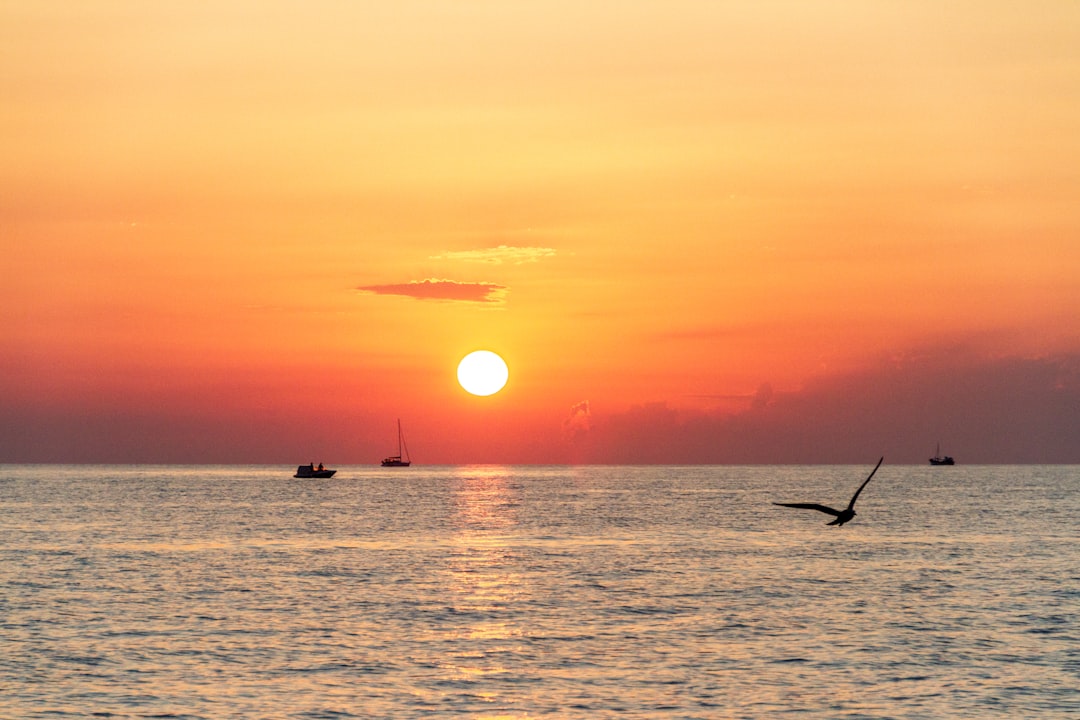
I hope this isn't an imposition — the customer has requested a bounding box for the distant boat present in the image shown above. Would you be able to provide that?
[929,443,955,466]
[295,463,336,478]
[381,419,411,467]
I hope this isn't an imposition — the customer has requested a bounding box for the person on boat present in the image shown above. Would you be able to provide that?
[317,463,324,472]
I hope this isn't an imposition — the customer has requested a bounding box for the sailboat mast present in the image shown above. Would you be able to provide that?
[398,418,410,462]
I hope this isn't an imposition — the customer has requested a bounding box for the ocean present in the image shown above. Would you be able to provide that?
[1,464,1077,719]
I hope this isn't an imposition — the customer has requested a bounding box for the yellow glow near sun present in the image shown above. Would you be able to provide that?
[457,351,509,396]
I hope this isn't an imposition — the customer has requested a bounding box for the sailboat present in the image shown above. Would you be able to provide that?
[381,419,411,467]
[929,442,955,466]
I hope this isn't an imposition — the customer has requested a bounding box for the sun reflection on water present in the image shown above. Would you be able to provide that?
[439,467,531,707]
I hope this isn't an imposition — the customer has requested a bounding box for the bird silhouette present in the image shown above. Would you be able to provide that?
[772,457,884,527]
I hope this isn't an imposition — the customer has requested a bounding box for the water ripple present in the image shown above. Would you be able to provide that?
[0,464,1077,718]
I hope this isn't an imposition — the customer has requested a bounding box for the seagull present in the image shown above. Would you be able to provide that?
[772,457,884,527]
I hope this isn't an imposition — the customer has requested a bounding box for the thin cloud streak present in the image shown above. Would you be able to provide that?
[357,278,507,303]
[430,245,557,265]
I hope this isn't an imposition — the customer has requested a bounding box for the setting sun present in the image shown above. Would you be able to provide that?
[458,351,509,397]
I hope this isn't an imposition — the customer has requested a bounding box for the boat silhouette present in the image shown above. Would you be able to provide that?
[381,419,411,467]
[929,443,955,465]
[294,463,336,479]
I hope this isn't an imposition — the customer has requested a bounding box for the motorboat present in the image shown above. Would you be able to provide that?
[295,463,336,478]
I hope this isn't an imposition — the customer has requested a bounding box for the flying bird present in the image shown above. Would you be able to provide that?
[773,457,884,527]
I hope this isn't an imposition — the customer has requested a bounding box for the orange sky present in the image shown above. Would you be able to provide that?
[3,2,1079,463]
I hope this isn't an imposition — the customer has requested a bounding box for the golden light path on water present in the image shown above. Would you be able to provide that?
[443,467,525,710]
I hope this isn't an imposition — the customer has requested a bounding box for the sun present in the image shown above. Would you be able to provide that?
[457,350,509,396]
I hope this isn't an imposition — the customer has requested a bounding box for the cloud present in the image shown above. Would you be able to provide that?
[692,382,775,410]
[572,352,1080,464]
[357,278,507,303]
[563,400,592,442]
[751,382,774,410]
[430,245,556,265]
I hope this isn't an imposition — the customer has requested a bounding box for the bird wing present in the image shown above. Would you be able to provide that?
[846,456,884,510]
[772,502,842,517]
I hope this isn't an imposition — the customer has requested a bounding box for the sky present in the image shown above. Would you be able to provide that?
[3,1,1079,464]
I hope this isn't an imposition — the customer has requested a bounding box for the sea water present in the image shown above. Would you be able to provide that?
[1,464,1077,719]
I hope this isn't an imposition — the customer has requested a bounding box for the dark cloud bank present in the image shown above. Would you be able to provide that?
[3,352,1077,464]
[571,352,1080,464]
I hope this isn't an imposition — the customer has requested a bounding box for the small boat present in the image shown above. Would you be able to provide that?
[295,463,336,478]
[929,443,955,466]
[381,419,411,467]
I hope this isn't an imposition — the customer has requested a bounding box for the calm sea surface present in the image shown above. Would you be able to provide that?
[1,464,1077,719]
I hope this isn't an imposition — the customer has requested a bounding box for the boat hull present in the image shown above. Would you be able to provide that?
[929,457,955,466]
[294,465,337,478]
